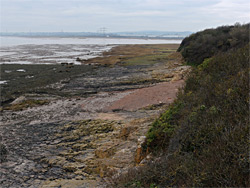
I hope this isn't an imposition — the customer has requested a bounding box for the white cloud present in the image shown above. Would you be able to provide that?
[1,0,249,32]
[198,0,250,25]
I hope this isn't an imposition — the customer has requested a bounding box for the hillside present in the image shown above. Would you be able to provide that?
[178,23,249,66]
[113,24,249,187]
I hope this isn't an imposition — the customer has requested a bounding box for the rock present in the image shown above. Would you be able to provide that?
[63,162,85,172]
[95,145,115,158]
[75,175,84,180]
[139,153,153,165]
[135,136,146,164]
[63,164,78,172]
[40,179,100,188]
[135,146,143,164]
[98,166,105,178]
[23,176,30,181]
[42,156,67,167]
[11,96,26,105]
[164,73,174,78]
[72,143,88,151]
[138,136,146,145]
[0,46,188,187]
[0,143,8,162]
[74,169,89,177]
[172,73,183,81]
[119,126,136,140]
[38,175,46,180]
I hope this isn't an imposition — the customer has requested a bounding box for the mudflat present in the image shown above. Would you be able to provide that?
[0,44,190,187]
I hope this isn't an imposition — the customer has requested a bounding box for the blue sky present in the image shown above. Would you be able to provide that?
[0,0,249,32]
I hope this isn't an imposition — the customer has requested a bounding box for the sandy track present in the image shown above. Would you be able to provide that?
[105,80,184,111]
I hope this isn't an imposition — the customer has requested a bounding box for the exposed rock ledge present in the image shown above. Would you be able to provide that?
[0,51,190,188]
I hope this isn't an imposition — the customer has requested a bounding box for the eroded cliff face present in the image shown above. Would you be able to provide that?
[0,45,190,187]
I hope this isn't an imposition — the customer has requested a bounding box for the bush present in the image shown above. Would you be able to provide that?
[178,23,249,66]
[112,43,249,187]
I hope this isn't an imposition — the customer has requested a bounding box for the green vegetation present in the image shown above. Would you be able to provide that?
[178,23,249,66]
[84,44,179,66]
[113,24,249,187]
[122,48,176,66]
[146,101,183,150]
[123,53,170,66]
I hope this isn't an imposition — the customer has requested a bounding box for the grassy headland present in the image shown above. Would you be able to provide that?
[113,23,249,187]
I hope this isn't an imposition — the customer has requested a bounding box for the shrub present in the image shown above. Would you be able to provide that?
[178,23,249,66]
[112,43,249,187]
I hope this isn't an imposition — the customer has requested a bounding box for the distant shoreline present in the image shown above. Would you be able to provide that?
[0,34,185,40]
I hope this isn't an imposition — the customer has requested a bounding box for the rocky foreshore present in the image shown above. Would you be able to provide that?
[0,44,190,187]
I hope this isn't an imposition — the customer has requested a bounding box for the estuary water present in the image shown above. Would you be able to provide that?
[0,36,181,65]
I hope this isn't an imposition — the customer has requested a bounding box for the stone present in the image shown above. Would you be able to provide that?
[63,162,85,172]
[164,73,174,78]
[172,73,183,81]
[0,143,8,162]
[119,126,135,140]
[72,143,88,150]
[135,136,147,164]
[95,145,116,159]
[10,96,26,105]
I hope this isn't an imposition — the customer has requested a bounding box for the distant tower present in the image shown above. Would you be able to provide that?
[99,27,107,36]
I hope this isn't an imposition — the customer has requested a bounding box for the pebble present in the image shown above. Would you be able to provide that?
[38,175,46,180]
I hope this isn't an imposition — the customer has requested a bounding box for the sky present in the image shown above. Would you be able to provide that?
[0,0,249,32]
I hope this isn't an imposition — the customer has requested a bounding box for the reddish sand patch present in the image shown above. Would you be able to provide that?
[105,80,184,111]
